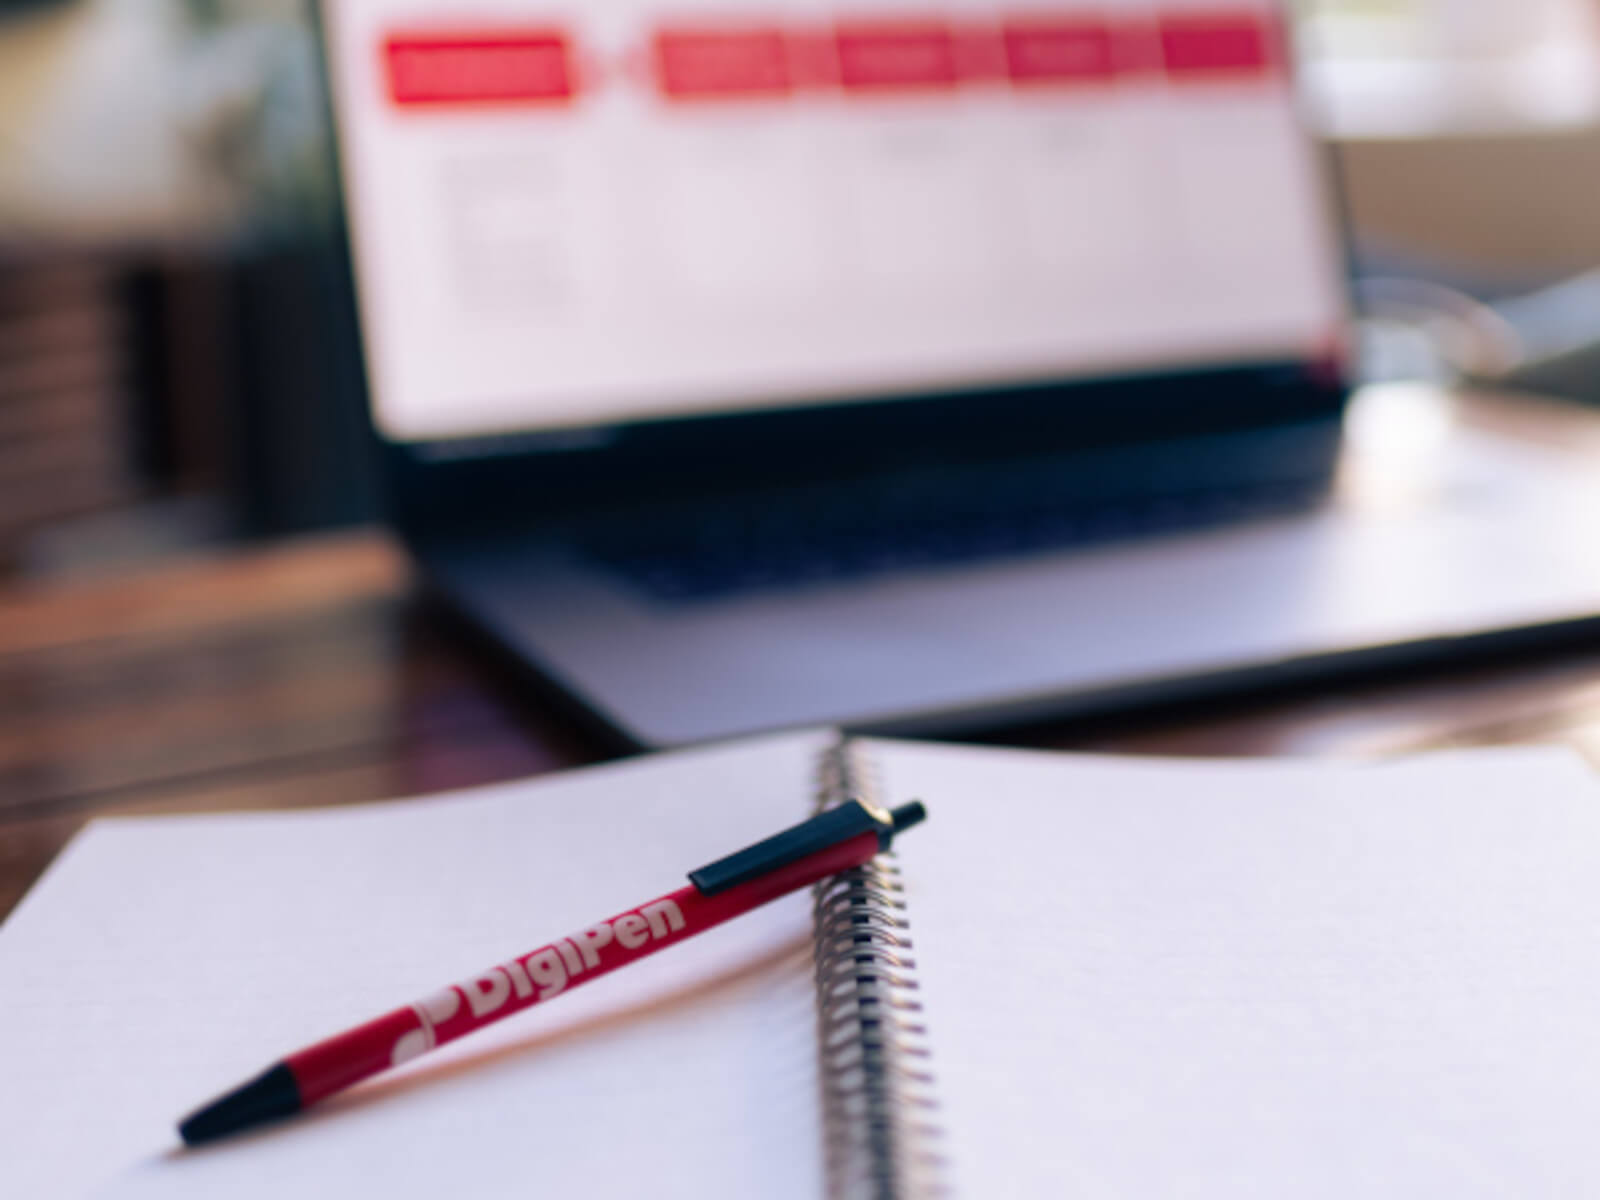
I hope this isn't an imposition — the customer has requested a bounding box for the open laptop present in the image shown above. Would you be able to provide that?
[320,0,1600,749]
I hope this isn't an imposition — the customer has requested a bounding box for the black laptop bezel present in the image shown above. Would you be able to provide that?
[312,2,1351,549]
[381,361,1345,542]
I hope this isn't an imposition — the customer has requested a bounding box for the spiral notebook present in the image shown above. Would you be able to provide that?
[7,730,1600,1198]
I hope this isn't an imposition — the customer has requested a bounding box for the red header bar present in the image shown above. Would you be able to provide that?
[381,10,1284,110]
[1158,11,1280,78]
[385,32,575,106]
[654,29,792,100]
[834,23,959,91]
[1002,19,1118,85]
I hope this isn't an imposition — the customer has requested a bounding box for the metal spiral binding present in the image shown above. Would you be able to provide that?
[812,739,945,1200]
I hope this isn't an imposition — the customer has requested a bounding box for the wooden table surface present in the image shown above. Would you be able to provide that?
[6,388,1600,923]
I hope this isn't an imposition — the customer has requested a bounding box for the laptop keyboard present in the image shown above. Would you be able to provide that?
[584,476,1324,604]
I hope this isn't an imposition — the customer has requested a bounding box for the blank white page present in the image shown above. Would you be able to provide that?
[866,739,1600,1199]
[0,729,834,1200]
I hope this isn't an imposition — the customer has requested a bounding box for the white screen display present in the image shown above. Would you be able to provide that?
[324,0,1345,442]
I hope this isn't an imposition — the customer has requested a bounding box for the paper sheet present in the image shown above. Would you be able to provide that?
[867,740,1600,1198]
[0,730,834,1199]
[9,729,1600,1199]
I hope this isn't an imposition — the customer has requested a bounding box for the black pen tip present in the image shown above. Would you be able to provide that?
[889,801,927,837]
[178,1063,301,1146]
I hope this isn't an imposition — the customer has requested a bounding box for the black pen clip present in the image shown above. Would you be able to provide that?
[688,799,927,896]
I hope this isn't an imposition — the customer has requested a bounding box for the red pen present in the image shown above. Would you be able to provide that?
[178,797,926,1144]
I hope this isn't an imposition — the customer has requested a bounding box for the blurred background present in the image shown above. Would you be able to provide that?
[3,0,1600,581]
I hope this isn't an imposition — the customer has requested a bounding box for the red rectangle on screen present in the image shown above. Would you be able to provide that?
[1002,19,1117,84]
[385,32,574,106]
[835,23,959,91]
[1158,11,1277,78]
[654,29,792,100]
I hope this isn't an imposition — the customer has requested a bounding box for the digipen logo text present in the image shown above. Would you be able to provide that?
[390,897,686,1064]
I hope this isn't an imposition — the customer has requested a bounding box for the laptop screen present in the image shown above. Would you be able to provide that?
[324,0,1344,445]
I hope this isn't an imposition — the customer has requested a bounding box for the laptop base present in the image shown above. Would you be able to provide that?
[425,393,1600,750]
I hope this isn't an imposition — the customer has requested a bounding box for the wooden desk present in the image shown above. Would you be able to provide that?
[7,389,1600,923]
